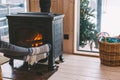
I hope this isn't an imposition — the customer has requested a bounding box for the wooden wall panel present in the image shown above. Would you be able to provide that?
[62,0,74,53]
[29,0,75,53]
[51,0,64,14]
[29,0,40,12]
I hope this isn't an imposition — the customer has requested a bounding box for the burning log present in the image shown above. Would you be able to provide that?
[17,39,44,47]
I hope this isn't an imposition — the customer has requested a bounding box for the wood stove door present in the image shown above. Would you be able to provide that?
[9,27,46,48]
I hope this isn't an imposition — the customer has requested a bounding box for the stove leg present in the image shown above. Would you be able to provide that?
[48,53,56,70]
[48,63,56,71]
[59,54,64,62]
[9,58,14,66]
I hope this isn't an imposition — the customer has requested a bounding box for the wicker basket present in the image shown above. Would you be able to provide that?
[99,38,120,66]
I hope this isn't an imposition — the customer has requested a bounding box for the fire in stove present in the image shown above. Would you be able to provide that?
[32,33,43,47]
[17,32,43,47]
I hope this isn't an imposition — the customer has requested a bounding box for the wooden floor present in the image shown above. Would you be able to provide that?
[1,53,120,80]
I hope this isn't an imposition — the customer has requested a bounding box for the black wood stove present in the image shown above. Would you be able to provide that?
[7,12,64,70]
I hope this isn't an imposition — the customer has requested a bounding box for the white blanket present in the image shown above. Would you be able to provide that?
[26,44,50,65]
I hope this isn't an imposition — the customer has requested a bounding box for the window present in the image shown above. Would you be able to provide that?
[0,0,28,42]
[75,0,120,56]
[78,0,99,53]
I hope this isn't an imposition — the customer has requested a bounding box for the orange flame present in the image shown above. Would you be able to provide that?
[32,33,43,47]
[34,33,42,40]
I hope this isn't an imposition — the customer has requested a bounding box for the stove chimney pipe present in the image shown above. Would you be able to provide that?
[39,0,51,13]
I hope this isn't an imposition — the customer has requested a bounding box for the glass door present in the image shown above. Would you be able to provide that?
[101,0,120,36]
[78,0,120,54]
[78,0,99,53]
